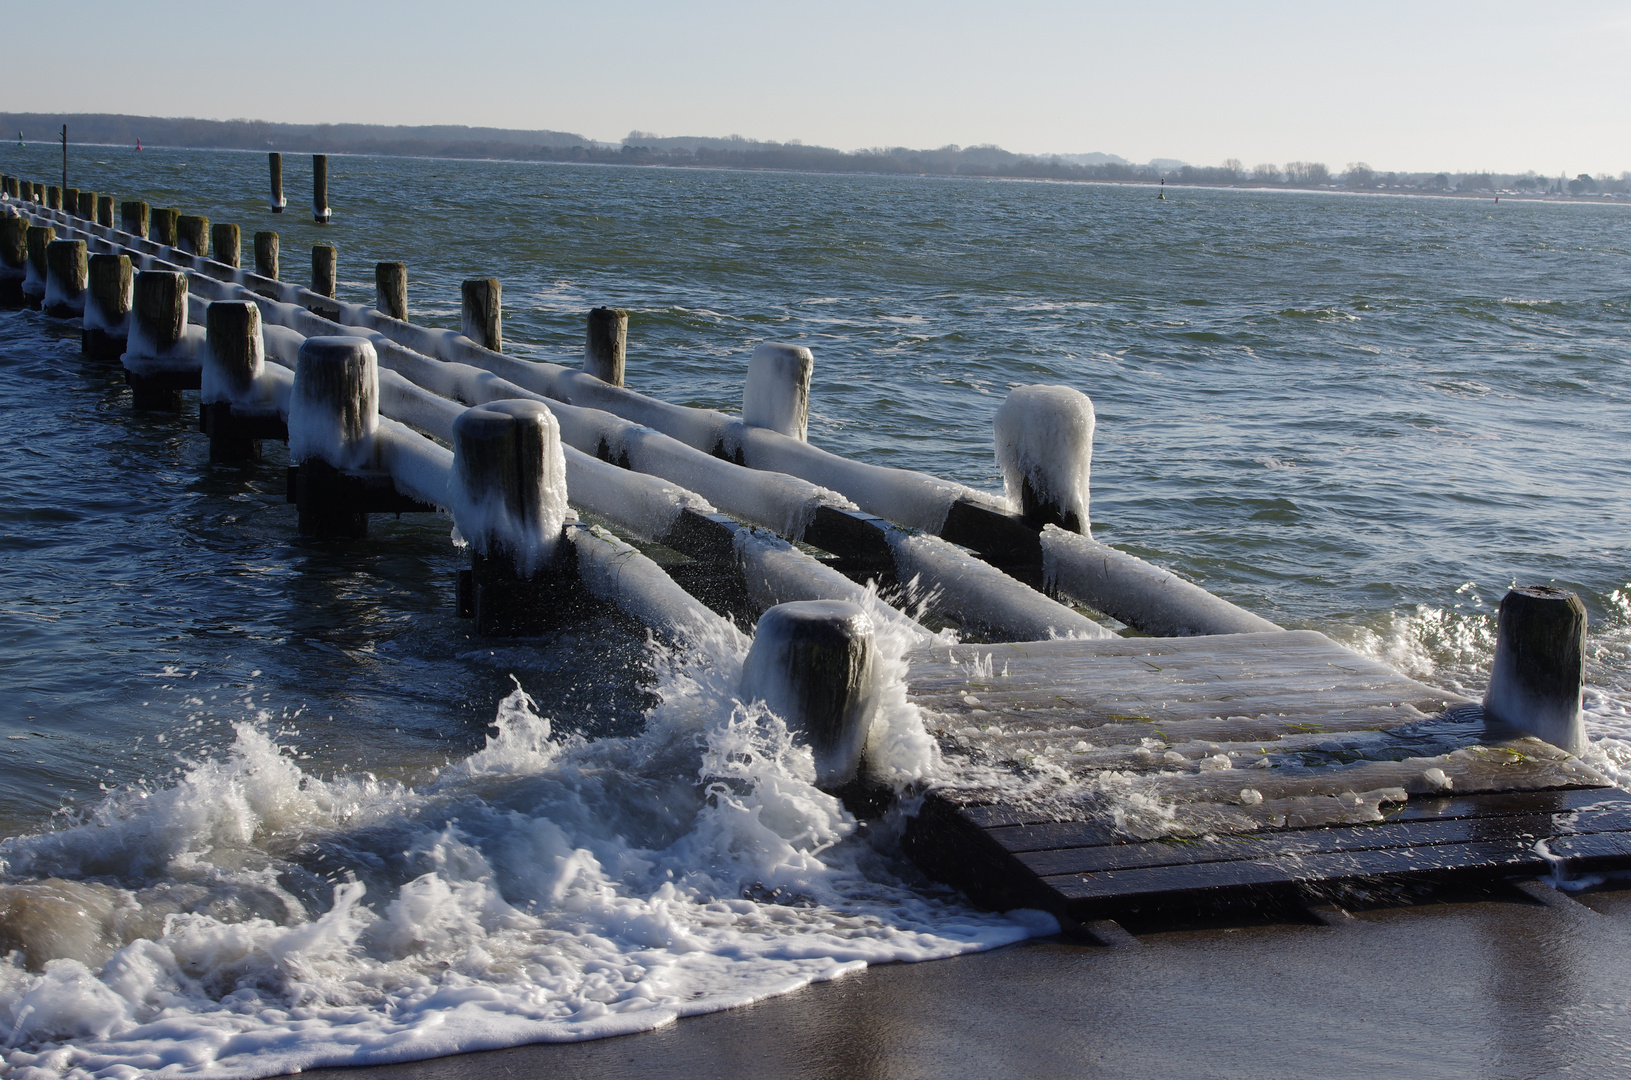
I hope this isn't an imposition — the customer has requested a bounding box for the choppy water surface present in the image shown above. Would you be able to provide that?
[0,146,1628,1077]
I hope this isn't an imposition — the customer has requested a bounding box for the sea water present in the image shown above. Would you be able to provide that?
[0,146,1628,1077]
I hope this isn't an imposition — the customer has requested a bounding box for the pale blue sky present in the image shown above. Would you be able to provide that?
[15,0,1629,174]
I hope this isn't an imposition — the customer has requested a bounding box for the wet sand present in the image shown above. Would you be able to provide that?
[303,884,1631,1080]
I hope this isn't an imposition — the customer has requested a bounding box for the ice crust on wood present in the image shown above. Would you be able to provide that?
[891,532,1112,641]
[734,529,930,639]
[288,337,379,470]
[574,525,741,644]
[995,384,1094,529]
[451,400,570,577]
[742,342,813,440]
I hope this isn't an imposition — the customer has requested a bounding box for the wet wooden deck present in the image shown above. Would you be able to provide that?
[902,631,1626,931]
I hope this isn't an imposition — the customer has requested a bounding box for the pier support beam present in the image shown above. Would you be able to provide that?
[375,261,407,320]
[212,223,240,269]
[176,214,210,258]
[64,188,79,217]
[742,342,813,440]
[43,239,87,318]
[254,231,279,280]
[311,244,336,298]
[22,225,53,309]
[994,384,1094,533]
[1483,585,1587,754]
[46,186,61,210]
[268,152,286,213]
[0,215,26,305]
[96,194,113,228]
[289,337,381,537]
[75,191,95,220]
[150,207,179,248]
[201,301,282,461]
[120,201,149,238]
[740,600,878,790]
[312,154,331,224]
[84,253,132,358]
[127,270,190,410]
[461,278,502,352]
[584,306,627,386]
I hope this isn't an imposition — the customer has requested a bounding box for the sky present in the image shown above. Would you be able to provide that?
[12,0,1630,176]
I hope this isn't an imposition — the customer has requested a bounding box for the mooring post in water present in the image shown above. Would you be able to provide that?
[254,231,279,280]
[42,238,87,318]
[46,185,61,211]
[0,215,27,305]
[584,306,628,386]
[95,194,113,228]
[993,384,1095,534]
[268,151,286,213]
[741,342,814,440]
[461,278,502,352]
[84,252,132,358]
[211,223,240,269]
[22,224,53,309]
[126,270,190,410]
[150,207,179,248]
[75,190,95,221]
[120,200,148,238]
[201,301,284,461]
[288,336,380,537]
[740,599,878,790]
[176,214,210,259]
[64,187,79,217]
[375,261,407,320]
[312,154,330,224]
[1483,585,1587,753]
[312,244,336,298]
[451,399,575,635]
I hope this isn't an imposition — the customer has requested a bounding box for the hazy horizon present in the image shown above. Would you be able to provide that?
[9,0,1630,177]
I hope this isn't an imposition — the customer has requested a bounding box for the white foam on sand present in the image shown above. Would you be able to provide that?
[0,626,1042,1079]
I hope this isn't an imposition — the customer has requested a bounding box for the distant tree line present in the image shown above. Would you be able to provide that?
[4,112,1625,198]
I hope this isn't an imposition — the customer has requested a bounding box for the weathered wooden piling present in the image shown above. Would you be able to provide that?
[994,384,1094,533]
[75,191,95,220]
[1484,585,1587,753]
[121,200,149,238]
[0,216,26,305]
[1,176,17,198]
[127,270,189,409]
[375,262,407,320]
[150,207,179,247]
[288,337,382,536]
[212,223,241,269]
[742,342,813,440]
[32,182,45,203]
[740,600,878,789]
[254,231,279,279]
[200,301,282,460]
[268,152,286,213]
[95,194,114,228]
[176,214,210,258]
[83,253,132,358]
[312,154,331,224]
[584,306,628,386]
[451,400,574,634]
[43,239,87,317]
[312,245,337,298]
[46,186,62,210]
[461,278,502,352]
[22,225,54,308]
[64,187,80,217]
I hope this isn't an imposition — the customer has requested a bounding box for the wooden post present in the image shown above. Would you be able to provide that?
[584,306,628,386]
[46,186,61,210]
[43,239,87,317]
[22,224,53,309]
[740,599,878,789]
[994,384,1095,534]
[311,244,336,298]
[375,261,407,320]
[1483,586,1587,753]
[268,152,286,213]
[312,154,331,224]
[254,231,279,279]
[202,301,265,460]
[64,187,80,217]
[212,223,241,268]
[0,215,26,305]
[150,207,179,247]
[128,270,189,409]
[461,278,501,352]
[120,200,149,238]
[289,336,379,536]
[84,253,132,358]
[741,342,813,440]
[95,194,113,228]
[75,190,95,220]
[0,176,16,198]
[176,214,210,258]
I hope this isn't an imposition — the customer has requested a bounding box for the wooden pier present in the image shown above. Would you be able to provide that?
[4,165,1627,938]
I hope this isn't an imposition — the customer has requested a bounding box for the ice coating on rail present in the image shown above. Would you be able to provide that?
[995,384,1094,529]
[451,400,570,576]
[890,532,1113,641]
[742,342,813,440]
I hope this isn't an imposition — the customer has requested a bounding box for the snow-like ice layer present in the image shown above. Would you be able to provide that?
[1040,525,1283,637]
[995,384,1094,528]
[81,269,131,336]
[288,337,379,470]
[573,525,738,645]
[563,448,712,542]
[376,418,454,510]
[891,532,1113,641]
[734,529,931,640]
[42,252,86,316]
[199,307,266,407]
[451,401,569,576]
[741,342,812,440]
[120,324,207,376]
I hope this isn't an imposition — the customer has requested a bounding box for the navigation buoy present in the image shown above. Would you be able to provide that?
[1158,177,1166,200]
[136,139,142,151]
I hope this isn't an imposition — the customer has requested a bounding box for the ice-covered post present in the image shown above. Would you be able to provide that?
[994,384,1095,534]
[75,190,95,220]
[461,278,501,351]
[201,301,266,460]
[289,337,379,537]
[22,224,53,309]
[120,200,148,238]
[176,214,210,258]
[95,194,113,228]
[584,306,627,386]
[312,244,336,298]
[150,207,179,247]
[452,399,573,635]
[1483,585,1587,754]
[268,152,286,213]
[0,215,26,305]
[42,239,87,318]
[84,253,132,358]
[254,231,278,280]
[740,600,878,790]
[741,342,814,440]
[375,261,407,320]
[127,270,189,410]
[212,223,240,268]
[312,154,331,224]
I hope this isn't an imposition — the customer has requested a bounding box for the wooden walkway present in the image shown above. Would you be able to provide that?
[903,631,1624,930]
